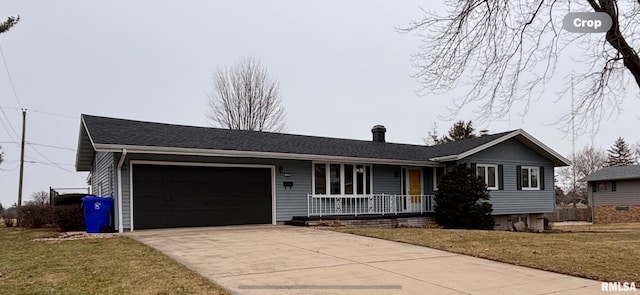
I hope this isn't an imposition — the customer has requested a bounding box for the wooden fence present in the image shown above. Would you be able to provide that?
[544,207,592,222]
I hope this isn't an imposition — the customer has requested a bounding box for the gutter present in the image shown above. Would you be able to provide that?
[93,144,440,167]
[116,149,127,233]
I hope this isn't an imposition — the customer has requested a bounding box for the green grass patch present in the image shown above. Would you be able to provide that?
[338,223,640,282]
[0,226,229,295]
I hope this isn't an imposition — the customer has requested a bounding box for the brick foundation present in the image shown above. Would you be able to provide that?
[593,205,640,224]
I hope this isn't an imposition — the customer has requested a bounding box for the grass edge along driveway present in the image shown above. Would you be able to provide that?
[0,226,229,295]
[337,223,640,283]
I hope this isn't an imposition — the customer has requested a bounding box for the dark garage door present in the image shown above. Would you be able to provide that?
[133,164,272,229]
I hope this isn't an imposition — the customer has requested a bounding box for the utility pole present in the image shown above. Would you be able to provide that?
[571,78,577,207]
[17,109,26,211]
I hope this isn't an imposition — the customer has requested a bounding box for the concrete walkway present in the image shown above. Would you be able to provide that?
[129,226,602,295]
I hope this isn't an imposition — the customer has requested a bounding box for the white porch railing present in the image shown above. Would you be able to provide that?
[307,194,435,217]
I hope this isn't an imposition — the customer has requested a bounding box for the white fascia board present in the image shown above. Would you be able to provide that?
[93,144,439,167]
[81,115,97,149]
[428,155,458,162]
[75,116,97,171]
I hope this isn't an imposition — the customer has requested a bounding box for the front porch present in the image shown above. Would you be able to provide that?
[306,194,435,217]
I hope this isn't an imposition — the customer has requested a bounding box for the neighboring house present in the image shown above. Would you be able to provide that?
[75,115,570,232]
[580,165,640,223]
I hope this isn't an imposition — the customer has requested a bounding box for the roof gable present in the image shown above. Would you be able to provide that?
[430,129,571,166]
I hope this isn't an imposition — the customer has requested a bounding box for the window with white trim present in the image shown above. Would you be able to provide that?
[476,164,498,190]
[314,164,326,194]
[329,164,341,194]
[313,163,372,195]
[521,166,540,190]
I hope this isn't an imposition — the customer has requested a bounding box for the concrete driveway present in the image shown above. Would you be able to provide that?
[129,226,602,295]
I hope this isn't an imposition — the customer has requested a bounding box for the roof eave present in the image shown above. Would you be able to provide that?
[580,176,640,182]
[75,115,96,171]
[93,143,440,167]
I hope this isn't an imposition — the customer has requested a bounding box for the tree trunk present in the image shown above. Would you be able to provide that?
[599,1,640,88]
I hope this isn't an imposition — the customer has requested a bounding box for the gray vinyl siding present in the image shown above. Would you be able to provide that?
[372,165,401,194]
[90,151,121,229]
[91,152,115,197]
[589,180,640,206]
[118,155,130,229]
[117,154,313,226]
[460,138,556,215]
[274,160,312,220]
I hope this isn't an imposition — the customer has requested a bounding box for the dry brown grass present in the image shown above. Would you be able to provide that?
[0,226,229,294]
[338,223,640,282]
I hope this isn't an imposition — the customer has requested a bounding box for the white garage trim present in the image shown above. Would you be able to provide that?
[116,149,127,234]
[128,160,277,231]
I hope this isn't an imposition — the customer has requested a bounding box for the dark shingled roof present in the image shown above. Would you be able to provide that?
[579,165,640,182]
[80,114,512,164]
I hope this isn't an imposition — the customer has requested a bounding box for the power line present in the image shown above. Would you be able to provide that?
[30,162,84,178]
[28,161,74,166]
[26,142,75,151]
[0,165,19,171]
[28,109,78,120]
[31,161,76,167]
[0,44,22,109]
[0,106,19,140]
[28,144,80,177]
[0,105,78,120]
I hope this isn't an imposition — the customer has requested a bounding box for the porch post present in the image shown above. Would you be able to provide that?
[307,193,310,217]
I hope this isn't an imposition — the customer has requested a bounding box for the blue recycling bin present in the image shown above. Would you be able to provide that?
[82,195,113,233]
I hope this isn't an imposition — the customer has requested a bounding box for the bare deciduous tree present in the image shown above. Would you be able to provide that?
[0,15,20,34]
[559,145,607,205]
[30,191,49,205]
[207,57,286,132]
[402,1,640,134]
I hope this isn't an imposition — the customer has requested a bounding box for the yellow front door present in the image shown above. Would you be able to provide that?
[408,169,421,203]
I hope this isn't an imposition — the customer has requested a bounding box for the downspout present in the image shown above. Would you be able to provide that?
[116,149,127,233]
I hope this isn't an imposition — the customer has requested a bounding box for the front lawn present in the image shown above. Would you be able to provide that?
[338,223,640,283]
[0,226,229,295]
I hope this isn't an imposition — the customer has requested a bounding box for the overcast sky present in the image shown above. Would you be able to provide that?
[1,1,639,207]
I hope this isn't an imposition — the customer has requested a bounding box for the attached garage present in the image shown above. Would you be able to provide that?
[131,163,274,229]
